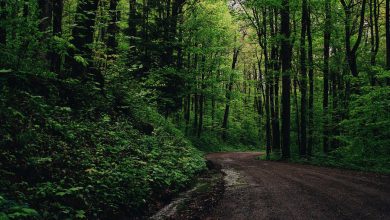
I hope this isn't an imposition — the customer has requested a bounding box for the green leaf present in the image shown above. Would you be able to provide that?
[0,69,12,73]
[75,210,86,219]
[74,56,88,67]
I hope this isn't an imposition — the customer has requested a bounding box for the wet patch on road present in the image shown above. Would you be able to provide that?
[222,168,247,187]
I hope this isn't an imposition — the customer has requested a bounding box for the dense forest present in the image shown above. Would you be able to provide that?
[0,0,389,218]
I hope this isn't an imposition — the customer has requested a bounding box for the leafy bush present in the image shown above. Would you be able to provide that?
[336,86,390,172]
[0,70,205,219]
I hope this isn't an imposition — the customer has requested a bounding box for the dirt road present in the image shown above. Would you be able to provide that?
[205,152,390,220]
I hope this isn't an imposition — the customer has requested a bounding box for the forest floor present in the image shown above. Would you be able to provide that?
[205,152,390,220]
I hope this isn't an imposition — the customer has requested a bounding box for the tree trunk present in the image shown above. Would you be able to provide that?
[369,0,379,67]
[0,1,6,45]
[211,96,216,125]
[299,0,308,157]
[222,77,232,141]
[197,56,206,138]
[307,6,314,157]
[50,0,63,74]
[373,0,379,80]
[184,52,191,134]
[265,72,272,160]
[106,0,119,56]
[222,47,239,141]
[141,0,150,73]
[261,7,272,159]
[193,52,199,130]
[280,0,292,159]
[66,0,99,79]
[323,0,331,153]
[38,0,52,66]
[331,74,338,146]
[294,74,301,150]
[197,92,204,138]
[386,0,390,71]
[270,8,280,153]
[38,0,52,32]
[128,0,137,60]
[341,0,367,77]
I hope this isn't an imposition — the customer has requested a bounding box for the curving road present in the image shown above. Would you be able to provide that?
[205,152,390,220]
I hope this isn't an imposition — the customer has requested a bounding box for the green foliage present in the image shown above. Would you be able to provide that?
[0,195,39,220]
[0,66,205,219]
[335,86,390,172]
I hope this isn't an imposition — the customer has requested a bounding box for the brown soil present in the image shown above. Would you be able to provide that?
[205,152,390,220]
[150,169,224,220]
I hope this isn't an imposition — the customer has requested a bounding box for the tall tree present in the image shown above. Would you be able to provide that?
[307,3,314,157]
[280,0,292,159]
[323,0,331,153]
[270,8,281,153]
[299,0,308,157]
[222,46,240,140]
[387,0,390,71]
[265,66,272,160]
[197,55,206,138]
[193,50,199,129]
[262,7,272,159]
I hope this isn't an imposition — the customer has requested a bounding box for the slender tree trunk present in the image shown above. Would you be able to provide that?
[369,0,379,66]
[331,72,338,145]
[0,1,6,45]
[38,0,52,32]
[299,0,308,157]
[323,0,331,153]
[211,96,216,125]
[50,0,63,74]
[261,7,272,159]
[106,0,119,56]
[23,0,29,17]
[184,52,191,134]
[193,94,198,130]
[161,0,172,66]
[265,72,272,160]
[368,0,379,85]
[307,6,314,157]
[184,94,191,132]
[270,8,280,153]
[193,52,199,130]
[294,74,301,150]
[280,0,292,159]
[141,0,150,73]
[197,92,204,138]
[222,75,232,141]
[386,0,390,71]
[222,47,240,141]
[257,59,266,146]
[176,6,184,69]
[38,0,52,66]
[273,11,280,129]
[197,56,206,138]
[128,0,137,60]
